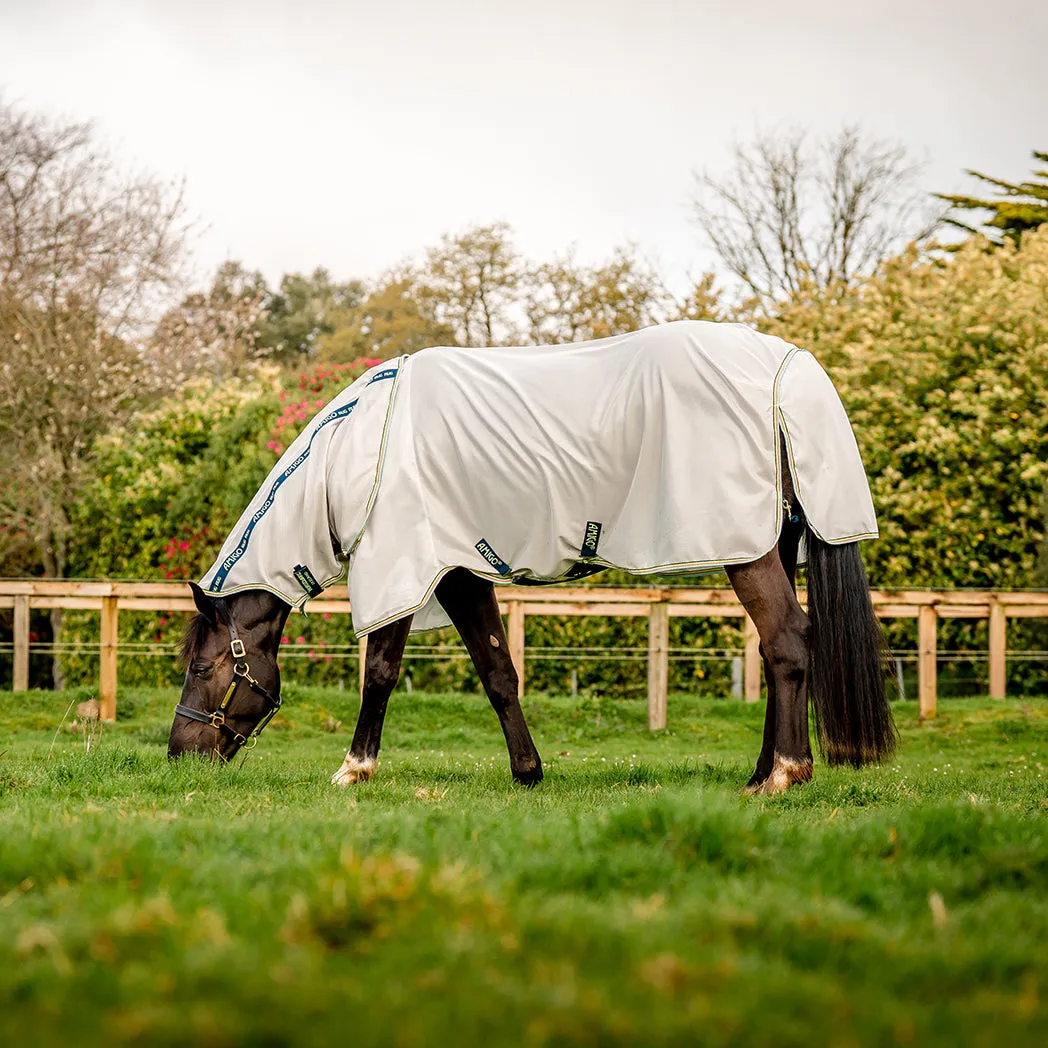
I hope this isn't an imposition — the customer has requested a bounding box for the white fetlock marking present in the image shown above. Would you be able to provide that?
[747,754,812,796]
[330,753,377,787]
[767,754,804,791]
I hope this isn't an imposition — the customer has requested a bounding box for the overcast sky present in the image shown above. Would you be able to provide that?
[2,0,1045,295]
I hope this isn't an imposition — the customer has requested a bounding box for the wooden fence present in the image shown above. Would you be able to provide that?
[2,580,1047,727]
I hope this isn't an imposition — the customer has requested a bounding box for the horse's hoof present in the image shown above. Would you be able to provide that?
[331,755,376,787]
[512,760,544,788]
[742,755,812,796]
[745,766,773,790]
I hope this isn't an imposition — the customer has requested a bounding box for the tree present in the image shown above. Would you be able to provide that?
[936,150,1048,246]
[316,276,453,361]
[524,247,671,344]
[692,125,937,311]
[0,99,188,332]
[416,223,522,346]
[0,296,176,684]
[670,272,729,323]
[151,261,270,378]
[260,268,366,362]
[0,99,189,683]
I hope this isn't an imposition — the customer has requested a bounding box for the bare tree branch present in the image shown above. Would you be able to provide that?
[692,125,940,311]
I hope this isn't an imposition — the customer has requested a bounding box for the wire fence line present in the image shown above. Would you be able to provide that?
[3,579,1048,723]
[3,640,1047,662]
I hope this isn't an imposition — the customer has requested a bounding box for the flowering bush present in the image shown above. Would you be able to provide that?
[761,229,1048,591]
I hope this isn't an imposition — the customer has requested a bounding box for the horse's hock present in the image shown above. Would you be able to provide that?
[3,580,1047,722]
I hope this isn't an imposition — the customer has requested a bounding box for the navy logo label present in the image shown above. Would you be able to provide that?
[293,564,324,598]
[475,539,511,576]
[366,366,398,385]
[580,521,603,558]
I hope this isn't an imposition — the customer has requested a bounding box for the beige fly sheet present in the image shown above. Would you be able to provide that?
[200,321,877,633]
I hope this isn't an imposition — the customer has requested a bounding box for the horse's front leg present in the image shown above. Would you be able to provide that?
[747,644,778,788]
[331,616,412,786]
[436,568,543,786]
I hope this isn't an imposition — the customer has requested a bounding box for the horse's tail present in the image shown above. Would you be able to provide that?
[805,526,897,766]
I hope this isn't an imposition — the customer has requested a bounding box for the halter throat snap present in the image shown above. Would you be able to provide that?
[173,605,281,750]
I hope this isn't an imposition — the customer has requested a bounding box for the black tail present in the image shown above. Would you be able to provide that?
[806,526,897,766]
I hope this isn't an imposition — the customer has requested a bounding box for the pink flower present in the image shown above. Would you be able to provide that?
[296,636,305,644]
[280,636,289,644]
[179,541,190,551]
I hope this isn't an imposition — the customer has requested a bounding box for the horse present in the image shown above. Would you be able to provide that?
[167,321,895,794]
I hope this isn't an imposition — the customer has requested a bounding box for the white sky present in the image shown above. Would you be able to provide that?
[2,0,1045,295]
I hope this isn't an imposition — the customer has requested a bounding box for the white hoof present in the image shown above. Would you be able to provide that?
[331,754,377,787]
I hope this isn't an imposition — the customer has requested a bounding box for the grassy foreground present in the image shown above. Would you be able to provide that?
[1,686,1047,1047]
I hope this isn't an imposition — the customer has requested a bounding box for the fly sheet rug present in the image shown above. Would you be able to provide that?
[200,320,877,634]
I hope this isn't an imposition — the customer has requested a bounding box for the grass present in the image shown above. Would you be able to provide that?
[1,686,1047,1047]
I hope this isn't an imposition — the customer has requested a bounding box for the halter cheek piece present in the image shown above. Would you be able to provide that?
[173,609,281,750]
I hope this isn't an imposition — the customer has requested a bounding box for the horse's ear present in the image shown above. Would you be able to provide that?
[189,582,218,626]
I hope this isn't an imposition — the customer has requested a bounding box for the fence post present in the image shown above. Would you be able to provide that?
[507,600,525,699]
[918,604,937,719]
[13,594,29,692]
[743,613,761,703]
[647,601,669,730]
[988,598,1006,700]
[99,595,119,722]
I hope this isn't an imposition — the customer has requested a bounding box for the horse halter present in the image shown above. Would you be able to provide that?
[173,608,281,750]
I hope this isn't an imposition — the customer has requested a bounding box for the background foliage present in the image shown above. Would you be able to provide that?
[1,99,1046,695]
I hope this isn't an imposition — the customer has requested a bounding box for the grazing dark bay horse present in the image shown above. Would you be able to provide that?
[168,321,895,794]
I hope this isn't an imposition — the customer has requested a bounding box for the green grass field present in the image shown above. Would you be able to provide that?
[2,686,1047,1047]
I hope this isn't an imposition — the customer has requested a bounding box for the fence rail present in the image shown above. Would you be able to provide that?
[3,579,1047,727]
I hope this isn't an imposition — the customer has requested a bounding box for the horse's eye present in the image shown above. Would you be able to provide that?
[191,662,213,679]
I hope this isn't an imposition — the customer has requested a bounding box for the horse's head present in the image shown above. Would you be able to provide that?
[167,584,291,761]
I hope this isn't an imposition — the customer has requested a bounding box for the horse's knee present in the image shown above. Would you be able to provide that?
[364,657,400,695]
[481,663,519,710]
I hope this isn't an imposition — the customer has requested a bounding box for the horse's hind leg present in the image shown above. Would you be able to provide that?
[437,568,543,786]
[727,546,811,795]
[331,615,412,787]
[748,496,804,788]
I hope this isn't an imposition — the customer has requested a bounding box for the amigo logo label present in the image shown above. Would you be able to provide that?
[580,520,603,558]
[293,563,324,598]
[475,538,510,576]
[367,367,398,385]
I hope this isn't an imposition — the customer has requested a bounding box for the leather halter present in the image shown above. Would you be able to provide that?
[173,605,281,750]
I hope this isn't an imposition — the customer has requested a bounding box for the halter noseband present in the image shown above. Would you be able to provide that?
[173,607,282,750]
